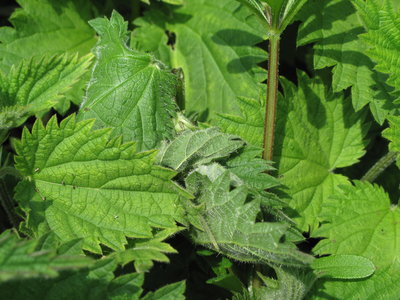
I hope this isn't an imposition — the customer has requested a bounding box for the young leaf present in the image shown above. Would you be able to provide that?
[297,0,398,124]
[0,53,92,129]
[311,181,400,299]
[141,281,186,300]
[0,258,144,300]
[0,0,96,72]
[14,115,188,254]
[185,171,313,267]
[157,127,244,172]
[216,72,368,232]
[79,11,177,151]
[311,255,375,279]
[382,115,400,166]
[353,0,400,93]
[132,0,267,120]
[0,231,91,282]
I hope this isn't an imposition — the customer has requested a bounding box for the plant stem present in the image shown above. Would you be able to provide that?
[263,34,280,161]
[361,151,399,182]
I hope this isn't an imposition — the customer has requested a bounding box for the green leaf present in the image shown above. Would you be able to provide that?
[185,171,313,266]
[353,0,400,93]
[0,258,144,300]
[311,255,375,279]
[309,181,400,299]
[141,281,186,300]
[382,116,400,166]
[0,53,92,129]
[297,0,399,124]
[132,0,267,120]
[0,0,96,73]
[79,11,176,151]
[111,228,181,273]
[0,231,91,282]
[157,128,244,172]
[14,115,188,253]
[216,72,368,232]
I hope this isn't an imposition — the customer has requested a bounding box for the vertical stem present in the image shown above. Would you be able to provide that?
[263,35,280,161]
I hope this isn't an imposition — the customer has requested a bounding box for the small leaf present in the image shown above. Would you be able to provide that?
[312,255,375,279]
[157,128,244,172]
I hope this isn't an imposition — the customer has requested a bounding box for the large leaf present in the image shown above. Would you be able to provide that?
[79,11,177,151]
[185,171,313,266]
[14,115,188,254]
[0,231,90,282]
[132,0,267,120]
[157,127,244,172]
[297,0,398,124]
[216,72,368,232]
[309,182,400,299]
[0,0,96,72]
[353,0,400,93]
[0,53,92,129]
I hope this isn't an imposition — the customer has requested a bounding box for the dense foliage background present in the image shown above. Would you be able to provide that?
[1,0,400,299]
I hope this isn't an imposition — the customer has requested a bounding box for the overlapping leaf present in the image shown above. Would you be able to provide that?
[216,72,368,231]
[0,258,144,300]
[79,11,177,151]
[310,182,400,299]
[297,0,398,124]
[0,0,96,72]
[14,115,188,254]
[132,0,267,120]
[157,128,244,172]
[353,0,400,93]
[185,171,313,266]
[0,231,90,282]
[0,54,92,129]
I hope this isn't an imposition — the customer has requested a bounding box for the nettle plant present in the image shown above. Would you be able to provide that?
[0,0,399,299]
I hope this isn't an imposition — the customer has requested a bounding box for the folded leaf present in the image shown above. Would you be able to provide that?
[157,128,244,172]
[185,171,313,266]
[141,281,186,300]
[79,11,177,151]
[14,115,188,253]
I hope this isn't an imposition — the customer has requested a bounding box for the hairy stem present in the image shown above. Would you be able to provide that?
[361,151,399,182]
[263,35,280,161]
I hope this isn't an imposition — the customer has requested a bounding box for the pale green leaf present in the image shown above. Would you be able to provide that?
[0,231,91,282]
[311,255,375,279]
[0,53,92,129]
[309,181,400,299]
[353,0,400,93]
[157,128,244,172]
[0,258,144,300]
[297,0,398,124]
[216,72,368,232]
[0,0,96,72]
[185,171,313,266]
[14,115,188,254]
[79,11,176,151]
[132,0,267,120]
[141,281,186,300]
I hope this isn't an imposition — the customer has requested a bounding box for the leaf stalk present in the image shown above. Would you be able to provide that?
[263,34,280,161]
[361,151,399,182]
